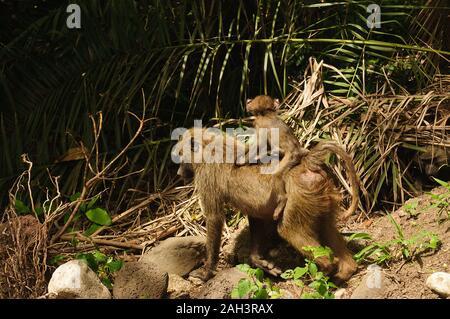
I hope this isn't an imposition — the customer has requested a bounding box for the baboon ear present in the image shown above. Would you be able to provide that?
[273,98,280,110]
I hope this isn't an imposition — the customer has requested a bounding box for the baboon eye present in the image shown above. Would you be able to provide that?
[190,138,200,152]
[246,99,252,104]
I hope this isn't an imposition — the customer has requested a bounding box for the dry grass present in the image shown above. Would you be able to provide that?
[282,58,449,214]
[1,59,448,298]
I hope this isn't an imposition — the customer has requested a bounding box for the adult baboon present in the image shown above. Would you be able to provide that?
[175,127,358,283]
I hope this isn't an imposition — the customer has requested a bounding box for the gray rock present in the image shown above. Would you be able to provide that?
[167,274,193,299]
[334,288,347,299]
[141,236,206,277]
[426,272,450,298]
[48,260,111,299]
[191,268,247,299]
[113,260,168,299]
[351,264,390,299]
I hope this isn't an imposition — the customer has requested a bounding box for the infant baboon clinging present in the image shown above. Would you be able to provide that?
[242,95,309,220]
[175,127,359,283]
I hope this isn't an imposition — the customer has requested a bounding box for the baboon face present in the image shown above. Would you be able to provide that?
[246,95,280,115]
[174,128,219,183]
[177,162,194,182]
[174,130,199,182]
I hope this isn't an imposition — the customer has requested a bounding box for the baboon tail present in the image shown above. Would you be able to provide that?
[310,142,359,220]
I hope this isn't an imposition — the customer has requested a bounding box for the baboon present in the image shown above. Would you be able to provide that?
[241,95,309,221]
[175,127,358,283]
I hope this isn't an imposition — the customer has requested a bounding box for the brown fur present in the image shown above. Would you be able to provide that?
[176,128,358,283]
[244,95,309,221]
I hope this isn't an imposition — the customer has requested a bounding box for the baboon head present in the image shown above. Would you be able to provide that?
[174,127,225,183]
[246,95,280,115]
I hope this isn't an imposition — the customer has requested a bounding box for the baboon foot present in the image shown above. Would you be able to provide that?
[189,267,215,282]
[315,256,338,276]
[333,258,357,284]
[249,254,282,277]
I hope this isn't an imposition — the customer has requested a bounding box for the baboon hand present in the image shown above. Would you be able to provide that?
[249,254,283,277]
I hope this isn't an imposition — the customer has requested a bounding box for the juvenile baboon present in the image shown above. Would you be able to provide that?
[242,95,309,221]
[175,127,358,283]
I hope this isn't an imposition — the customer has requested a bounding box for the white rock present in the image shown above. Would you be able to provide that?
[334,288,347,299]
[426,272,450,298]
[167,274,193,299]
[48,260,111,299]
[351,264,390,299]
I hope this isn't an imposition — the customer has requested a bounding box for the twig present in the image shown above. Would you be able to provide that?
[51,108,147,244]
[21,154,36,217]
[91,194,160,237]
[60,233,143,250]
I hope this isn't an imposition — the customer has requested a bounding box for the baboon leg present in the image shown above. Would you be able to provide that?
[204,214,224,278]
[248,217,282,276]
[277,216,337,276]
[191,198,224,281]
[321,214,357,283]
[273,196,287,221]
[272,177,287,221]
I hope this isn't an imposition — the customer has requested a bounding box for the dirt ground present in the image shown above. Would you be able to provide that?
[210,184,450,299]
[342,185,449,299]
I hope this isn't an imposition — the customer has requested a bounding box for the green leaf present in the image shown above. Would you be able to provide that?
[83,223,101,237]
[93,251,107,264]
[253,287,269,299]
[302,246,333,260]
[432,177,449,189]
[35,204,44,216]
[293,266,308,279]
[347,232,372,241]
[232,279,253,299]
[15,199,30,215]
[76,253,98,271]
[87,196,100,209]
[102,277,113,289]
[106,260,123,272]
[64,211,81,225]
[281,269,294,279]
[236,264,252,274]
[69,192,81,202]
[85,208,112,226]
[254,268,264,282]
[428,234,441,250]
[49,255,66,265]
[308,263,318,276]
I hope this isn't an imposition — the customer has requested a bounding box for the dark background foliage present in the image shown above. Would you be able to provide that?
[0,0,448,214]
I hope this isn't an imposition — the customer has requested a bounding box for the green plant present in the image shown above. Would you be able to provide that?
[427,178,450,222]
[76,251,123,289]
[67,192,112,236]
[281,246,337,299]
[404,200,419,218]
[231,264,282,299]
[353,215,441,265]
